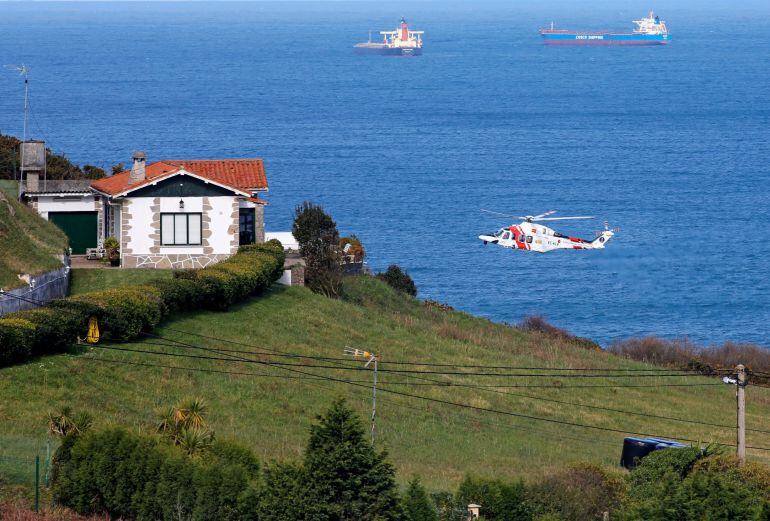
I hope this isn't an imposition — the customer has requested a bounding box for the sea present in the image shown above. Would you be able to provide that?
[1,1,768,347]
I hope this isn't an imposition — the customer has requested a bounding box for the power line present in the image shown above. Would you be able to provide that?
[131,338,709,379]
[94,343,770,451]
[100,344,726,387]
[159,327,716,373]
[93,346,770,435]
[82,355,621,449]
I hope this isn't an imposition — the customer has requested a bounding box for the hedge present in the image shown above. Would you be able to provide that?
[0,241,286,368]
[53,429,254,520]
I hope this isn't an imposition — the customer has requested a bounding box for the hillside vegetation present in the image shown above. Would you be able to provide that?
[1,276,769,491]
[0,180,68,290]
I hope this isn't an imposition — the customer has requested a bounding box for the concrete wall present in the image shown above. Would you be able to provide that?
[0,258,70,316]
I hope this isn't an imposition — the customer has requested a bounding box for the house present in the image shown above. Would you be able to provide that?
[21,151,269,269]
[20,175,102,255]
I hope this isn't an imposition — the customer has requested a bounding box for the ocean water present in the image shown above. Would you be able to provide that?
[1,1,769,347]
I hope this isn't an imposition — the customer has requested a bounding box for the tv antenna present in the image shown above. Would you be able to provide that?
[4,64,30,142]
[344,346,380,446]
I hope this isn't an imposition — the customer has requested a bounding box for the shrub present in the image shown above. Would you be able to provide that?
[528,463,625,521]
[1,246,285,367]
[618,451,770,520]
[377,264,417,297]
[454,475,530,521]
[53,428,251,521]
[0,318,35,366]
[146,277,202,313]
[50,285,164,341]
[609,337,770,385]
[517,315,601,351]
[7,307,82,356]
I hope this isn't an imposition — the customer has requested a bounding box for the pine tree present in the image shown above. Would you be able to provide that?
[404,476,439,521]
[304,399,403,520]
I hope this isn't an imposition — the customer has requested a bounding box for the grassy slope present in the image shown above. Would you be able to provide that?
[1,277,769,490]
[69,268,172,295]
[0,181,68,290]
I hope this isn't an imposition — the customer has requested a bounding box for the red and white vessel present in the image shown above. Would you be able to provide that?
[354,18,424,56]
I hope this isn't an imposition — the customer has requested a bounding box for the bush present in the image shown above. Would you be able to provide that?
[609,337,770,385]
[50,285,164,341]
[146,277,202,313]
[454,475,530,521]
[6,307,82,356]
[517,315,601,351]
[0,318,35,366]
[528,463,625,521]
[174,245,284,311]
[53,428,252,521]
[377,264,417,297]
[618,451,770,520]
[1,246,286,368]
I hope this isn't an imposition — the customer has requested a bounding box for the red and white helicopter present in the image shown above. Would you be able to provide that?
[478,210,618,253]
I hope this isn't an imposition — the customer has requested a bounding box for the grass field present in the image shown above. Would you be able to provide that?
[69,268,172,295]
[2,277,769,492]
[0,181,68,290]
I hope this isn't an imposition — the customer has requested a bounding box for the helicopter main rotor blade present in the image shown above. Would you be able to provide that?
[480,209,519,219]
[532,210,557,220]
[533,216,595,222]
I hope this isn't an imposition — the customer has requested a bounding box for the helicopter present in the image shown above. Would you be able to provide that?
[478,210,618,253]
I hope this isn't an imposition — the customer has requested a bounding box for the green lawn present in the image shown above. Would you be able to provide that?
[69,268,173,295]
[1,277,769,492]
[0,181,69,290]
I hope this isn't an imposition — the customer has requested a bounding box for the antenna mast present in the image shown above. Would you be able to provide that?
[4,64,30,142]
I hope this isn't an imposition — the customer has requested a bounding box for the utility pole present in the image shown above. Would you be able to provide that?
[344,347,380,446]
[736,364,747,466]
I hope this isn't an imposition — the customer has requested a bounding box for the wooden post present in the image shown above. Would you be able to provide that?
[736,364,746,466]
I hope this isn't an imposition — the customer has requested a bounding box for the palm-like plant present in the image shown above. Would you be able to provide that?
[177,427,215,456]
[48,407,93,438]
[178,398,207,429]
[156,398,213,453]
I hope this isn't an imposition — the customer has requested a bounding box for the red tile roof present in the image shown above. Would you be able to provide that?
[91,159,267,197]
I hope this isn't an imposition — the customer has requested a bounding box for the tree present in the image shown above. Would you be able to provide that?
[253,462,326,521]
[81,164,106,179]
[0,132,103,180]
[377,264,417,297]
[404,476,439,521]
[303,399,403,520]
[293,202,343,297]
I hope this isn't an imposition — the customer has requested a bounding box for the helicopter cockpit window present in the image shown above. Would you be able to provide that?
[502,231,512,240]
[526,236,533,243]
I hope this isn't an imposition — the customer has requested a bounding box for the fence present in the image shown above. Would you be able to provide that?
[0,257,70,316]
[0,438,53,513]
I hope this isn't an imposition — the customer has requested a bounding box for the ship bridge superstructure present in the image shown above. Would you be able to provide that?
[380,17,423,49]
[633,11,668,35]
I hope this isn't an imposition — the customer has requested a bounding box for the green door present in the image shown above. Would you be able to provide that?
[49,212,98,254]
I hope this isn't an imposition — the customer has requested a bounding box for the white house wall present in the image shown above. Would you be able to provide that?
[35,195,97,218]
[120,195,240,269]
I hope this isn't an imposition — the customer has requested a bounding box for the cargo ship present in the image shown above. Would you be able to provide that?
[540,11,670,45]
[354,18,423,56]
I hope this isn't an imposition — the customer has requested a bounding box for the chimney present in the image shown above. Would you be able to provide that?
[128,151,146,184]
[26,172,39,193]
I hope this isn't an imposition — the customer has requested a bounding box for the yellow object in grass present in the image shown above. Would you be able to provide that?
[86,316,100,344]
